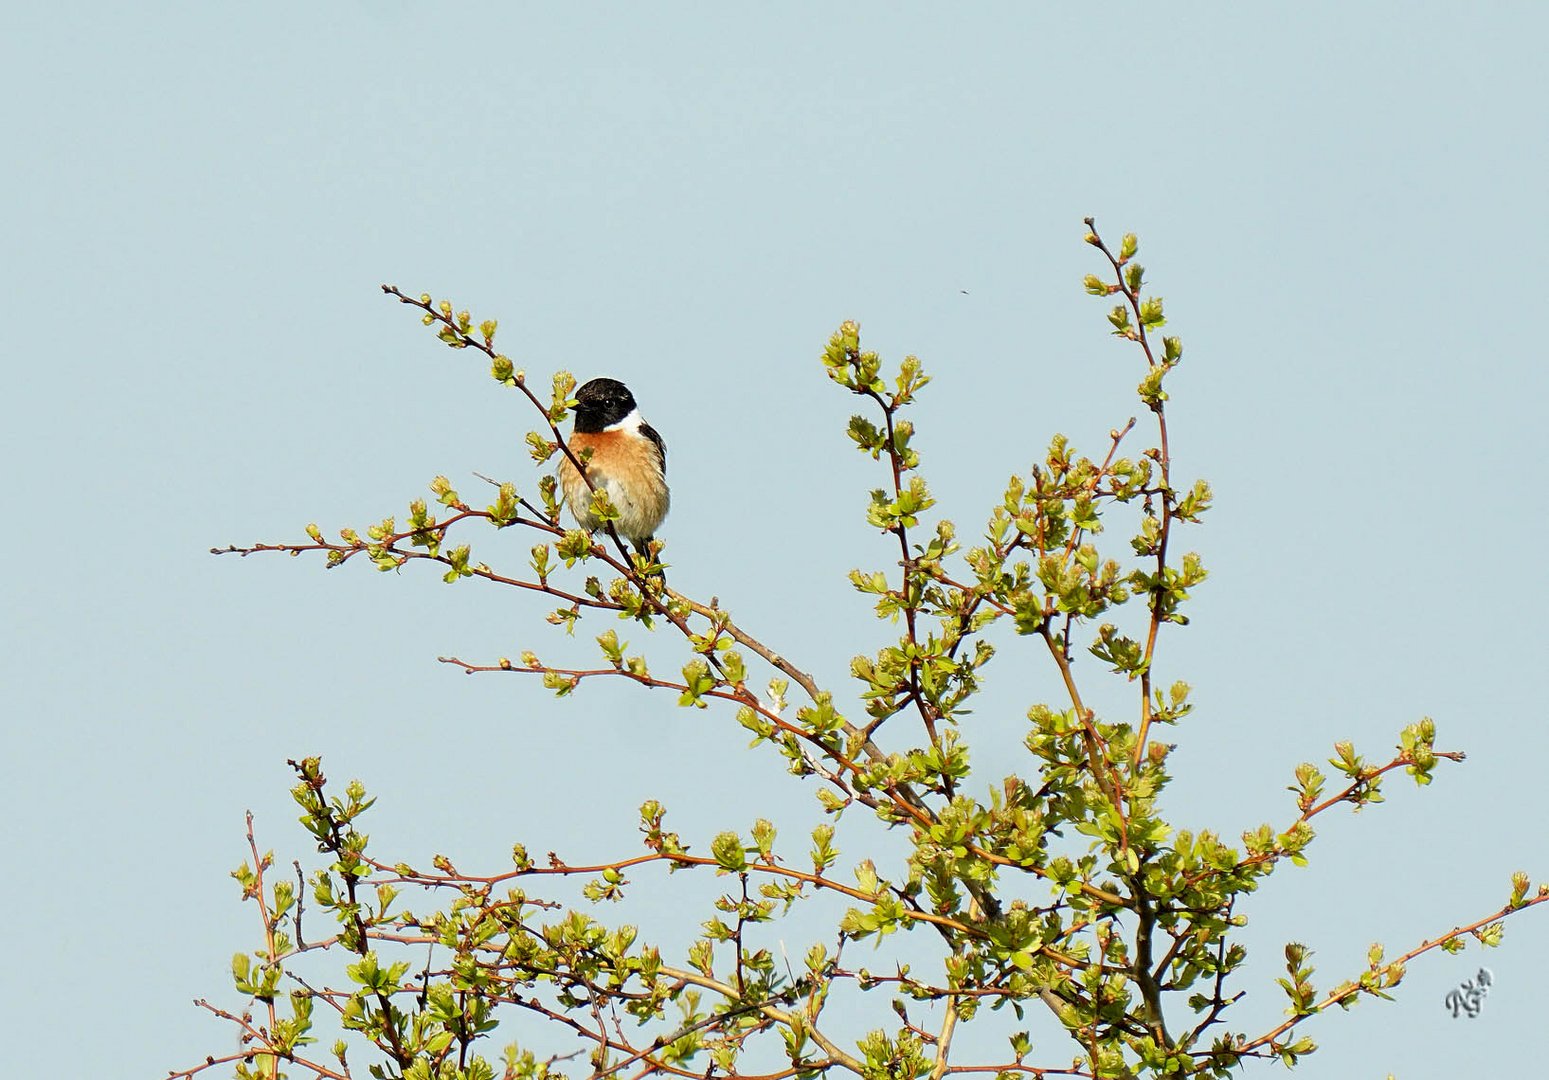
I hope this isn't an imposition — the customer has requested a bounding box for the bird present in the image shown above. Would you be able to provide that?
[558,377,669,556]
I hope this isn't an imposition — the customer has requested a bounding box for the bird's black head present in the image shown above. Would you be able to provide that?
[573,377,639,433]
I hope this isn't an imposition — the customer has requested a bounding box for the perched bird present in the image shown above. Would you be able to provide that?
[558,377,669,555]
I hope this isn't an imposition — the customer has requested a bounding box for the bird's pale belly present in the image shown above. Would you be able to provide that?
[559,433,669,542]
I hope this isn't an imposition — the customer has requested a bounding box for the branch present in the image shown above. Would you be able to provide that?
[858,383,942,775]
[1232,891,1549,1057]
[929,996,960,1080]
[588,983,818,1080]
[358,818,993,943]
[212,506,618,614]
[670,592,821,703]
[1082,220,1173,766]
[169,999,349,1080]
[244,813,281,1078]
[438,656,860,802]
[1182,748,1468,892]
[656,966,868,1075]
[379,286,631,561]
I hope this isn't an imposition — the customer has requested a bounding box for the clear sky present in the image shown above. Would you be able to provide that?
[3,4,1545,1078]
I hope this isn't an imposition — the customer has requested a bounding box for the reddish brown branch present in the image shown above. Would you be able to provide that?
[1182,749,1468,892]
[1234,892,1549,1056]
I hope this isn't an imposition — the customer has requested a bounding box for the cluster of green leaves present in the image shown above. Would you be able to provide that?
[187,233,1547,1080]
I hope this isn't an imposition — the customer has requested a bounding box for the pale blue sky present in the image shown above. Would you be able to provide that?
[3,5,1545,1078]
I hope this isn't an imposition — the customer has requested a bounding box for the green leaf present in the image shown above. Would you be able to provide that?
[710,831,748,872]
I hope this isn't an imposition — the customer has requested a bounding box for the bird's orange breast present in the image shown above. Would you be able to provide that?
[559,430,669,541]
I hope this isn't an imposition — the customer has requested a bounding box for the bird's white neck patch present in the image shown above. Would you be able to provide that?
[604,408,643,434]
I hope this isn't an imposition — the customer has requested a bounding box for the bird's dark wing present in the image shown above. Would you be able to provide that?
[641,421,667,476]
